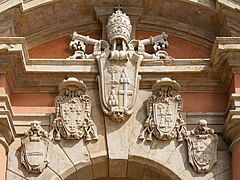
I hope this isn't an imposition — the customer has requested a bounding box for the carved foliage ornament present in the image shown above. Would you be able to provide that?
[69,9,171,122]
[186,119,218,173]
[139,77,186,141]
[52,77,98,141]
[21,121,52,173]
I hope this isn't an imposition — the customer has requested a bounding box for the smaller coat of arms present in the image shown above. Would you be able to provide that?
[52,77,98,141]
[186,119,218,173]
[139,77,186,142]
[21,121,52,173]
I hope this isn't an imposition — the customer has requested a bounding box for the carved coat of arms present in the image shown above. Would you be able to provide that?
[186,119,218,173]
[52,77,98,141]
[139,77,186,141]
[21,121,52,173]
[68,9,171,122]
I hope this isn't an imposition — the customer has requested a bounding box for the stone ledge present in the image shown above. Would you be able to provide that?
[0,37,226,92]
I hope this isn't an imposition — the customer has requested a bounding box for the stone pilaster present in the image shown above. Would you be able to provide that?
[212,37,240,180]
[0,78,16,180]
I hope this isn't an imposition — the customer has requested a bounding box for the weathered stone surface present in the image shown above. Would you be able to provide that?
[186,120,218,173]
[47,142,76,179]
[91,155,108,179]
[57,139,91,171]
[7,149,60,180]
[53,77,98,141]
[139,78,186,142]
[21,121,52,174]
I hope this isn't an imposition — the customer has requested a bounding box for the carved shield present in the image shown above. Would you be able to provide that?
[187,134,218,173]
[97,53,142,122]
[60,98,85,133]
[153,99,177,134]
[21,136,50,173]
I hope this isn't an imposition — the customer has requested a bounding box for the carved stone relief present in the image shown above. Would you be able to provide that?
[21,121,52,173]
[52,77,98,141]
[69,9,171,122]
[186,119,218,173]
[139,77,186,141]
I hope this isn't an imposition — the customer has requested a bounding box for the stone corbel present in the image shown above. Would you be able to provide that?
[210,37,240,91]
[223,94,240,145]
[0,94,16,153]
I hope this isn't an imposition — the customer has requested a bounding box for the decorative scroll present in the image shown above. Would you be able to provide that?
[21,121,52,173]
[139,77,186,141]
[186,119,218,173]
[52,77,98,141]
[69,9,171,122]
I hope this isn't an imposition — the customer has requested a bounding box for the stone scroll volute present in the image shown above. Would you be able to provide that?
[52,77,98,141]
[186,119,218,173]
[21,121,52,173]
[139,77,186,142]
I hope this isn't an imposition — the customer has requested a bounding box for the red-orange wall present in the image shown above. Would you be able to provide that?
[29,30,211,59]
[5,30,224,114]
[9,92,227,114]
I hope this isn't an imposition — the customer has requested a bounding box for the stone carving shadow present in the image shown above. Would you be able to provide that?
[135,99,173,149]
[15,147,42,178]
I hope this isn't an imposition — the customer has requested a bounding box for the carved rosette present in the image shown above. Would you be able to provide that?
[52,77,98,141]
[139,77,186,141]
[21,121,52,173]
[186,120,218,173]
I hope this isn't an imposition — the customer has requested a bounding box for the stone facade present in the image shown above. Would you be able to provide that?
[0,1,240,180]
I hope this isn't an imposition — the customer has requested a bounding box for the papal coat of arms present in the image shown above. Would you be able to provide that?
[52,77,98,141]
[186,119,218,173]
[68,8,172,122]
[21,121,52,173]
[139,77,186,141]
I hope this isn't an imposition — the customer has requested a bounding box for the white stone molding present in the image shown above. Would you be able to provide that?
[139,77,186,141]
[0,94,16,153]
[186,119,218,173]
[210,37,240,92]
[0,36,228,93]
[52,77,98,141]
[21,121,52,173]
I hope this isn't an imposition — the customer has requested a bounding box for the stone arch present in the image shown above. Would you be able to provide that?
[62,154,181,180]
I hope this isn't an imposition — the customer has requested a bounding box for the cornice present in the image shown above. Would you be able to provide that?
[210,37,240,92]
[0,37,225,93]
[0,93,16,152]
[223,94,240,144]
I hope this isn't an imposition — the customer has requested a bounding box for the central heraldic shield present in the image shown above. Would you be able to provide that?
[97,54,141,122]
